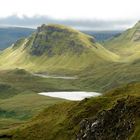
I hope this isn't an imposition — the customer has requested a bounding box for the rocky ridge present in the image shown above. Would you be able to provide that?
[77,97,140,140]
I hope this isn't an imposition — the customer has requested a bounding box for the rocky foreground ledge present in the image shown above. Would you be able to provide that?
[77,96,140,140]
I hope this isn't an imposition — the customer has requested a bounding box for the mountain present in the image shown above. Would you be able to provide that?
[104,21,140,61]
[0,27,35,50]
[0,24,119,74]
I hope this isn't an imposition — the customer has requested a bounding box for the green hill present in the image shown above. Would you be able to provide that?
[104,21,140,61]
[0,24,119,74]
[1,82,139,140]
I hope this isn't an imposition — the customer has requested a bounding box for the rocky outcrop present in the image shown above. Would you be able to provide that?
[30,24,96,56]
[132,30,140,42]
[77,97,140,140]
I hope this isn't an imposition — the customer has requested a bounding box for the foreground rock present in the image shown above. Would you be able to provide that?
[77,96,140,140]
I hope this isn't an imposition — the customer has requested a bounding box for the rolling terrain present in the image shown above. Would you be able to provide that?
[0,82,139,140]
[0,23,139,140]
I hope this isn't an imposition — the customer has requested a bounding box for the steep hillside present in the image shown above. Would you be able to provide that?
[104,21,140,61]
[1,82,139,140]
[0,24,119,74]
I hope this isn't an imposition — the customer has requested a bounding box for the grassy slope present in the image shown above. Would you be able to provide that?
[0,59,139,135]
[0,69,83,132]
[1,97,113,140]
[0,66,139,139]
[77,59,140,92]
[103,22,140,62]
[0,24,120,74]
[0,67,114,133]
[1,82,138,140]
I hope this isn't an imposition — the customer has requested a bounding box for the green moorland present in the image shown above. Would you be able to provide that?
[0,82,139,140]
[0,23,139,139]
[0,69,80,133]
[103,21,140,62]
[76,21,140,92]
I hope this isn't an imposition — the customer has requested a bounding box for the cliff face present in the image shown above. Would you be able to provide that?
[30,24,96,56]
[77,97,140,140]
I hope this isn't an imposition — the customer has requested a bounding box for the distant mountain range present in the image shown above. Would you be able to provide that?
[0,27,35,50]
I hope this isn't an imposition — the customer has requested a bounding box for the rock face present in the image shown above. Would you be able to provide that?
[30,24,95,56]
[77,97,140,140]
[132,29,140,42]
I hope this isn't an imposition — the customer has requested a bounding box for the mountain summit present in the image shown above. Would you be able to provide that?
[30,24,96,56]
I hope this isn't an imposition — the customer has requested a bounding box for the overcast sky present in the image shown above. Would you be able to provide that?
[0,0,140,30]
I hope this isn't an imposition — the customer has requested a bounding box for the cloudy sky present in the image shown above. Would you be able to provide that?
[0,0,140,30]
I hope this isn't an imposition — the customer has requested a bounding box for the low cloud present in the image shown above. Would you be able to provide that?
[0,15,138,30]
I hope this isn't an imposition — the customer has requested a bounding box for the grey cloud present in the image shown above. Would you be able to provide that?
[0,15,138,30]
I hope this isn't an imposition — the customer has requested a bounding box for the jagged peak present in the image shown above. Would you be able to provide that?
[29,24,96,56]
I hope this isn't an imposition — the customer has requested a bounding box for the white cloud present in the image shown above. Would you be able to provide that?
[0,0,140,20]
[0,0,140,30]
[0,15,136,30]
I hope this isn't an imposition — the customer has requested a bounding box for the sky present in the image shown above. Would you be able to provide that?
[0,0,140,30]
